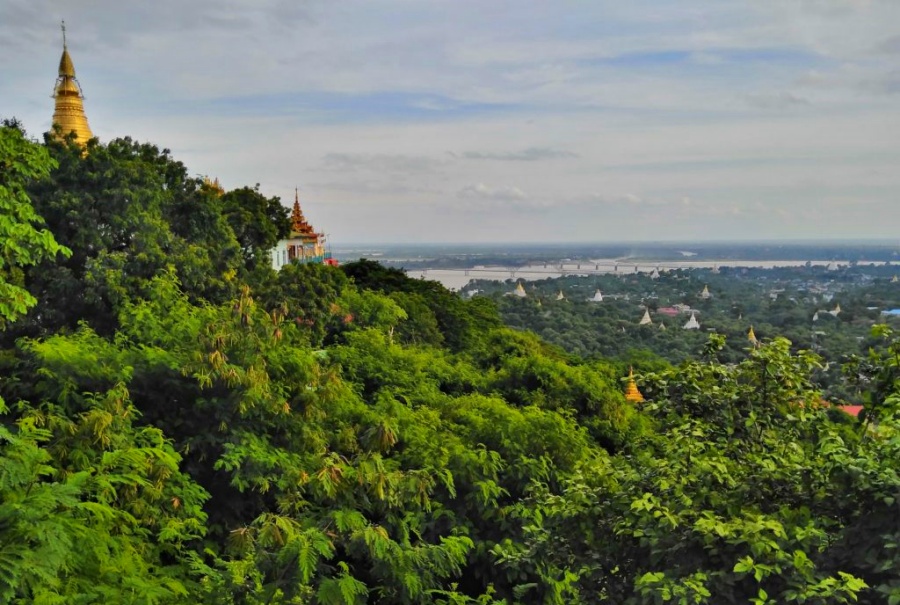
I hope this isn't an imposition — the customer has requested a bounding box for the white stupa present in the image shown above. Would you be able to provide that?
[512,282,527,298]
[829,304,841,317]
[639,309,652,325]
[813,311,819,322]
[589,289,604,302]
[659,321,666,331]
[683,312,700,330]
[700,285,711,300]
[650,268,660,280]
[556,290,566,301]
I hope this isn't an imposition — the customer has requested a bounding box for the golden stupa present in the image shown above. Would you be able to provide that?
[51,22,93,145]
[748,325,759,346]
[624,368,644,403]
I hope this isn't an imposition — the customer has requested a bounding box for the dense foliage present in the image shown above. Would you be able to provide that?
[1,123,898,604]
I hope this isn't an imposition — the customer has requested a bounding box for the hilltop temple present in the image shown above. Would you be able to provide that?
[271,190,335,269]
[51,23,93,145]
[46,25,335,270]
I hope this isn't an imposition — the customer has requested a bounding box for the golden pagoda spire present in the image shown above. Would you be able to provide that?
[748,325,759,347]
[202,176,225,196]
[52,21,93,145]
[624,367,644,403]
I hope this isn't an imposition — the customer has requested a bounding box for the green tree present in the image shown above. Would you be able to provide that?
[12,135,242,337]
[220,185,291,271]
[499,337,897,604]
[0,122,70,328]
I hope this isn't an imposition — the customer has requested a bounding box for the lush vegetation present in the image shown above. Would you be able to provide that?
[1,122,898,604]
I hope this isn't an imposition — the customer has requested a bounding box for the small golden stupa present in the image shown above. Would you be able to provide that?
[624,368,644,403]
[748,325,759,346]
[51,21,93,145]
[202,176,225,196]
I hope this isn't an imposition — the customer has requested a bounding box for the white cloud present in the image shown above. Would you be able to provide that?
[319,153,445,174]
[455,147,579,161]
[457,183,528,202]
[744,92,811,109]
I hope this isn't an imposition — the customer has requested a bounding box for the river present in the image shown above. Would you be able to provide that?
[406,259,884,291]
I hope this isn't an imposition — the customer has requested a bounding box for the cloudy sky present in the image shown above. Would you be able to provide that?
[3,0,899,243]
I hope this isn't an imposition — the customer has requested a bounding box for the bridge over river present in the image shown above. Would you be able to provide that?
[406,259,851,290]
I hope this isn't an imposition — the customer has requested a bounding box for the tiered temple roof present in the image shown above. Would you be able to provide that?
[51,22,93,145]
[290,189,322,243]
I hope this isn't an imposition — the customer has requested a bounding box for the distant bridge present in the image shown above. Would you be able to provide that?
[407,259,853,285]
[416,261,701,279]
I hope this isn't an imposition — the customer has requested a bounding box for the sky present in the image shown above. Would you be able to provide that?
[3,0,899,244]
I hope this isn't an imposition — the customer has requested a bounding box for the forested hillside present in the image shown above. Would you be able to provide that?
[1,123,899,604]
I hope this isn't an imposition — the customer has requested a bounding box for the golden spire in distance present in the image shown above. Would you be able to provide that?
[52,21,93,145]
[624,367,645,403]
